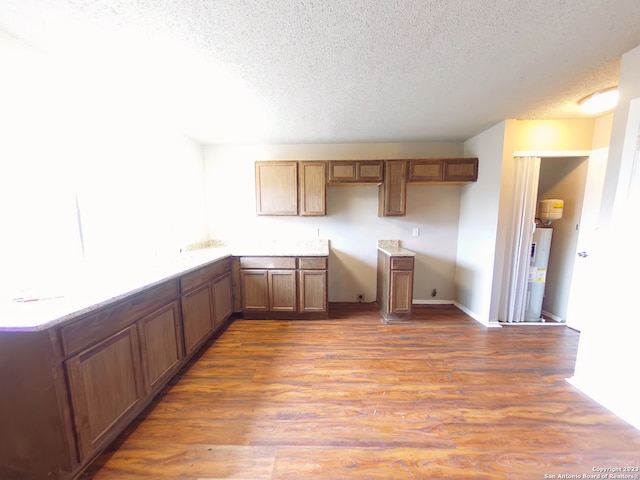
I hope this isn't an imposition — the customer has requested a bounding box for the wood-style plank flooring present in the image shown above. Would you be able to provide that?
[81,304,640,479]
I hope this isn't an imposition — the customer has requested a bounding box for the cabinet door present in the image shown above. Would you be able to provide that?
[443,158,478,182]
[409,159,443,182]
[298,269,327,313]
[357,160,384,182]
[328,161,357,182]
[181,283,214,357]
[299,161,326,216]
[269,270,297,311]
[138,301,183,394]
[389,270,413,314]
[66,325,145,459]
[241,270,269,311]
[212,273,233,328]
[379,160,407,216]
[255,161,298,215]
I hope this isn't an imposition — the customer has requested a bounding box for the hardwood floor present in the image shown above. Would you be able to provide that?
[81,304,640,479]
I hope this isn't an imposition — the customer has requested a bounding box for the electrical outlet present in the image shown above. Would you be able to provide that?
[431,288,437,298]
[357,293,365,302]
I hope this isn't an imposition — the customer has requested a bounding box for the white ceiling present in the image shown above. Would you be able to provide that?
[2,0,640,144]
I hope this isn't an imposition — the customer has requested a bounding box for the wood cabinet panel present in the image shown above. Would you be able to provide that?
[377,250,414,321]
[66,325,144,460]
[137,302,183,394]
[328,161,357,182]
[391,257,414,270]
[299,270,328,313]
[180,260,230,293]
[390,270,414,314]
[240,270,270,311]
[444,158,478,182]
[328,160,383,184]
[409,159,443,182]
[181,283,214,356]
[255,161,298,215]
[379,160,407,216]
[358,161,384,182]
[212,273,233,328]
[299,161,326,216]
[60,281,178,357]
[239,256,297,269]
[239,256,328,319]
[0,330,77,480]
[269,270,297,312]
[409,158,478,183]
[298,257,327,269]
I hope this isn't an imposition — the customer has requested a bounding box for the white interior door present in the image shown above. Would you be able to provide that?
[565,147,608,331]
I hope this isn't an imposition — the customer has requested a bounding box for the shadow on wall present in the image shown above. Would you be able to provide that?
[329,248,377,303]
[412,253,457,302]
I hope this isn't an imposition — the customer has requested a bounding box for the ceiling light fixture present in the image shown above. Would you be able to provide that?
[578,87,619,114]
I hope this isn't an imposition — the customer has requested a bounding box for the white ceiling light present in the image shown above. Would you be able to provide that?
[578,87,619,114]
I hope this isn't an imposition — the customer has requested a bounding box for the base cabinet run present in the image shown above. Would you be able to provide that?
[0,256,234,480]
[239,256,328,318]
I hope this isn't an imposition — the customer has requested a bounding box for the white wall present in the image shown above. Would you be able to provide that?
[458,121,511,324]
[204,143,465,303]
[0,29,209,298]
[571,44,640,430]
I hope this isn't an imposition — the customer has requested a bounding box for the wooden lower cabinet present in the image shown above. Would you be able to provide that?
[269,270,297,311]
[137,301,183,394]
[0,258,236,480]
[212,272,233,328]
[377,250,415,321]
[239,256,328,318]
[240,269,269,311]
[181,283,215,357]
[65,325,145,460]
[299,269,328,313]
[240,269,297,312]
[389,270,414,314]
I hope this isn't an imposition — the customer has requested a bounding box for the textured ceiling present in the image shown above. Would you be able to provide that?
[2,0,640,144]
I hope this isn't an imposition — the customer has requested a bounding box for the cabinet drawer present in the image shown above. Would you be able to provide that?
[60,280,179,357]
[390,257,414,270]
[239,256,296,269]
[298,257,327,269]
[180,258,231,293]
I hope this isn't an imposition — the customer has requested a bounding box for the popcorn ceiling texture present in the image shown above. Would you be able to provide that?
[2,0,640,143]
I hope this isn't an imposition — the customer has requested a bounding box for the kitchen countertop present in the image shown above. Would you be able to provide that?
[377,240,416,257]
[0,239,330,332]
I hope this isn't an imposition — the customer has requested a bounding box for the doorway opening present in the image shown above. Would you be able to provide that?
[500,150,608,329]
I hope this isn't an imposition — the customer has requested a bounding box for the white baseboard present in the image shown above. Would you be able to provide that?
[452,302,502,328]
[541,310,564,323]
[413,299,455,305]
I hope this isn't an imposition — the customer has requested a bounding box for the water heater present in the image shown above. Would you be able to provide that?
[538,199,564,223]
[525,199,564,321]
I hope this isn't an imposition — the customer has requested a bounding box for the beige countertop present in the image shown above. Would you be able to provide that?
[0,239,330,332]
[377,239,416,257]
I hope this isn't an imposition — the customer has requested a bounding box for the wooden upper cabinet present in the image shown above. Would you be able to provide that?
[255,161,299,215]
[409,158,478,184]
[408,159,443,182]
[328,160,383,184]
[298,161,326,216]
[256,161,326,216]
[379,160,407,216]
[443,158,478,182]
